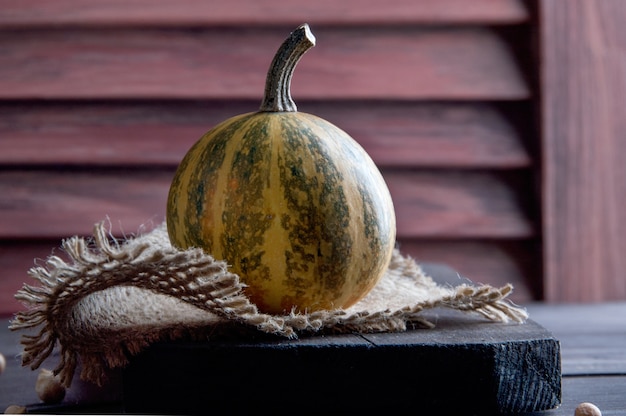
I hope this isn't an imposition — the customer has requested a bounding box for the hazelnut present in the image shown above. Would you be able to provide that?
[3,405,26,414]
[575,402,602,416]
[35,369,66,404]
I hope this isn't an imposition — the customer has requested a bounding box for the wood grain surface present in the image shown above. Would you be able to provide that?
[121,311,561,414]
[0,2,543,316]
[0,0,529,27]
[0,101,533,168]
[540,0,626,302]
[0,169,534,239]
[0,26,530,100]
[0,239,538,316]
[3,302,625,415]
[0,169,537,316]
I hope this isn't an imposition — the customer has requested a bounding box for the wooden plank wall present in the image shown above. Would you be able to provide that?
[540,0,626,302]
[0,0,541,315]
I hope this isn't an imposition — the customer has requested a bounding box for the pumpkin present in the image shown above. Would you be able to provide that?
[167,24,396,314]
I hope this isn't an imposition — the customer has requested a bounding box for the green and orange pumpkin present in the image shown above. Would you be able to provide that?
[167,24,396,314]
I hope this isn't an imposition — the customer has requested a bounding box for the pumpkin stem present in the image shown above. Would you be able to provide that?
[259,24,316,113]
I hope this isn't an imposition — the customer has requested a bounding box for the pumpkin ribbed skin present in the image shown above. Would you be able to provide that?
[167,24,396,314]
[167,111,396,314]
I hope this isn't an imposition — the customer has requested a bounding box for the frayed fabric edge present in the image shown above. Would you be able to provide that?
[9,220,528,388]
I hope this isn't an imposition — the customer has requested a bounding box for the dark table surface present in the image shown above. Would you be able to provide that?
[1,264,625,414]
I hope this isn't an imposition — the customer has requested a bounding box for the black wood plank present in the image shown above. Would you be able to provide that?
[5,305,626,414]
[121,309,561,414]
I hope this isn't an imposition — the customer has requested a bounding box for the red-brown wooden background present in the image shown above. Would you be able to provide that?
[1,0,624,315]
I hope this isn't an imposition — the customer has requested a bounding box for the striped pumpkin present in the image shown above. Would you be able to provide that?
[167,24,396,314]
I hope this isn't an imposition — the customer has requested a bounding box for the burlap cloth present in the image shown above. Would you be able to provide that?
[10,220,528,388]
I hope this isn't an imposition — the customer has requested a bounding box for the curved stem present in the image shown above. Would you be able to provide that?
[259,23,316,112]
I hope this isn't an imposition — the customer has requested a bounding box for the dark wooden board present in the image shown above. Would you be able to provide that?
[5,303,626,415]
[0,27,529,100]
[526,302,626,376]
[0,0,529,27]
[543,376,626,416]
[0,101,533,169]
[121,310,561,415]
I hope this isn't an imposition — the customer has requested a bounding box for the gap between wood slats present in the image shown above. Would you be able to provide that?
[0,101,533,169]
[0,168,535,240]
[0,237,537,316]
[0,0,529,28]
[0,26,530,100]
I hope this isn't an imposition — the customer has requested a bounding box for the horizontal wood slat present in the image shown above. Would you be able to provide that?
[0,101,532,168]
[0,237,537,316]
[0,26,530,100]
[386,170,534,238]
[0,240,65,317]
[0,170,170,239]
[0,0,529,28]
[0,169,534,240]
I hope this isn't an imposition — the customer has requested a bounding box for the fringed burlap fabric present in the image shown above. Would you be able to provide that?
[10,220,528,389]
